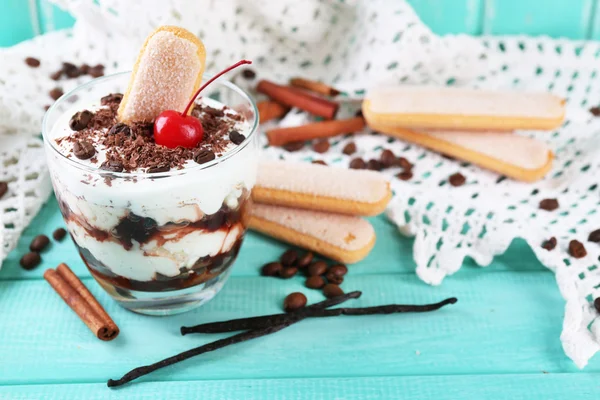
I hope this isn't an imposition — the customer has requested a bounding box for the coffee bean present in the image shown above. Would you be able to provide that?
[397,157,413,170]
[539,198,559,211]
[101,93,123,106]
[261,262,282,276]
[367,159,383,171]
[307,261,327,276]
[283,292,307,312]
[590,106,600,117]
[283,141,305,152]
[280,249,298,266]
[44,105,51,111]
[0,181,7,199]
[241,68,256,80]
[279,267,298,279]
[100,160,124,173]
[20,252,41,270]
[542,237,557,251]
[147,165,170,174]
[312,139,330,154]
[53,228,67,241]
[62,62,81,78]
[569,240,587,258]
[312,160,327,165]
[588,229,600,243]
[30,234,50,252]
[323,283,344,298]
[88,64,105,78]
[595,297,600,313]
[229,130,246,145]
[329,264,348,277]
[50,70,63,80]
[349,158,366,169]
[49,87,64,100]
[296,252,314,268]
[355,109,363,118]
[448,172,466,187]
[25,57,40,67]
[69,110,94,131]
[305,275,326,289]
[342,142,357,155]
[108,122,131,136]
[380,149,396,168]
[325,271,344,285]
[79,64,90,74]
[194,149,216,164]
[73,140,96,160]
[396,171,413,181]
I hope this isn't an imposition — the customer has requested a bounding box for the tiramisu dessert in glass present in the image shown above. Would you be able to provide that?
[42,26,258,315]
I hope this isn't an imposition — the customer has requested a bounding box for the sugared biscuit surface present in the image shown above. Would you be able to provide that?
[118,26,206,123]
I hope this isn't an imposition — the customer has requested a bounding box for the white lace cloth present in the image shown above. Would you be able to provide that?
[1,0,599,367]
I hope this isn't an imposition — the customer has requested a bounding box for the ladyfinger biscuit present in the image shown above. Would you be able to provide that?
[253,160,392,216]
[363,86,565,131]
[249,204,375,263]
[118,26,206,123]
[369,124,553,182]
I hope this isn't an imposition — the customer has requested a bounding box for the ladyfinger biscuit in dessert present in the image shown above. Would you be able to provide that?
[363,86,565,131]
[369,124,553,182]
[253,160,392,216]
[249,204,375,263]
[118,26,206,123]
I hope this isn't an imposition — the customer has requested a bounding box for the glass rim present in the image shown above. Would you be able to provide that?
[42,71,259,178]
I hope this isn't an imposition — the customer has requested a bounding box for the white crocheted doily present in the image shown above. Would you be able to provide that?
[1,0,599,367]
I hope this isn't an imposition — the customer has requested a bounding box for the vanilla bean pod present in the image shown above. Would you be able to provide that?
[181,291,362,335]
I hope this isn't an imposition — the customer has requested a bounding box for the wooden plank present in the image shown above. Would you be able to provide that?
[483,0,596,39]
[0,0,36,47]
[1,373,600,399]
[0,272,597,386]
[0,196,546,281]
[408,0,484,35]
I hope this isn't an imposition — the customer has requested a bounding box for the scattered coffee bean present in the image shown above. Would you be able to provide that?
[312,139,330,153]
[539,198,559,211]
[342,142,357,155]
[397,157,413,170]
[80,64,90,74]
[305,275,326,289]
[448,172,466,187]
[88,64,105,78]
[312,160,327,165]
[329,264,348,277]
[194,149,216,164]
[50,70,63,80]
[20,252,41,270]
[367,159,383,171]
[49,87,64,100]
[588,229,600,243]
[283,141,305,152]
[590,106,600,117]
[283,292,307,312]
[43,105,51,111]
[569,240,587,258]
[542,237,557,251]
[30,234,50,252]
[396,171,413,181]
[595,297,600,313]
[69,110,94,131]
[380,149,396,168]
[323,283,344,298]
[73,140,96,160]
[0,181,7,198]
[52,228,67,241]
[100,160,124,173]
[308,261,328,276]
[229,130,246,145]
[241,68,256,80]
[25,57,40,67]
[108,122,131,136]
[261,262,282,277]
[62,62,81,78]
[280,249,298,266]
[147,165,171,174]
[101,93,123,106]
[349,158,366,169]
[325,271,344,285]
[279,267,298,279]
[296,252,314,268]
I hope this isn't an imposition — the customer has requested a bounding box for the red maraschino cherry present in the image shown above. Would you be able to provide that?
[154,59,252,148]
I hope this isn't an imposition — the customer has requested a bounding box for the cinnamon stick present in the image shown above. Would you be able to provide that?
[290,77,341,97]
[257,80,339,120]
[267,116,365,146]
[257,100,290,123]
[44,264,119,341]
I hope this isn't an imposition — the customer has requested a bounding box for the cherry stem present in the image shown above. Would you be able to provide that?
[182,59,252,116]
